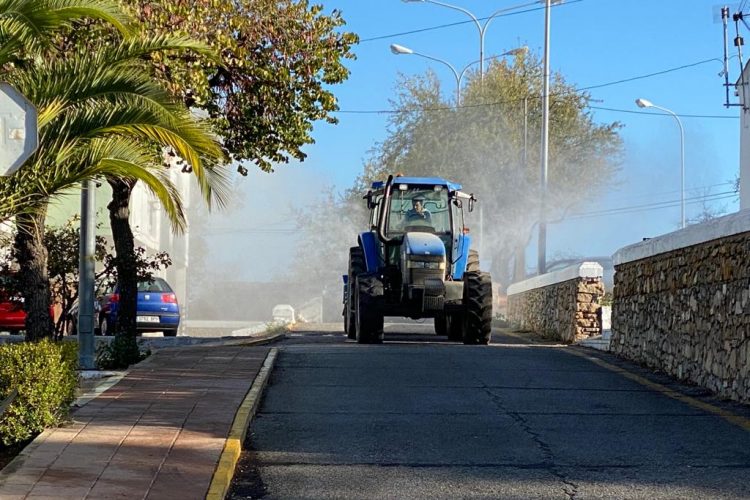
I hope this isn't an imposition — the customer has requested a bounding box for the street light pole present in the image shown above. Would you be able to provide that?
[403,0,540,82]
[391,44,527,107]
[537,0,552,276]
[78,181,96,369]
[635,98,686,229]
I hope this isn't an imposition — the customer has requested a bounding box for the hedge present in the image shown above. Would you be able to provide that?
[0,340,78,446]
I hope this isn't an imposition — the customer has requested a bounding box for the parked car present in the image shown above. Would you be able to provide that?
[0,274,56,334]
[98,277,180,336]
[0,294,26,333]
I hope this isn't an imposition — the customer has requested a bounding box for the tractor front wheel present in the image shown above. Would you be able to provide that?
[462,271,493,345]
[355,273,384,344]
[345,247,365,339]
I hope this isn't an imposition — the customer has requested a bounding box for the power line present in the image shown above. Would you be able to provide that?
[576,58,722,92]
[590,105,738,119]
[333,58,738,119]
[358,1,581,43]
[566,190,737,220]
[599,181,736,205]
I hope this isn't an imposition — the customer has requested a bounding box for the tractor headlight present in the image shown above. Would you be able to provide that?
[407,260,445,270]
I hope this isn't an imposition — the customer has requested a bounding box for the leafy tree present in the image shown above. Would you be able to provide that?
[358,52,623,288]
[121,0,358,171]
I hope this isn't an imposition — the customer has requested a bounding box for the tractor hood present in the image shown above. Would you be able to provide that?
[403,232,446,257]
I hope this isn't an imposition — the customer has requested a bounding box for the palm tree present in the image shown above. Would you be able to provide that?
[0,0,130,66]
[0,36,227,340]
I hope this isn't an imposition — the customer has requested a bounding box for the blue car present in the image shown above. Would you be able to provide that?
[98,277,180,336]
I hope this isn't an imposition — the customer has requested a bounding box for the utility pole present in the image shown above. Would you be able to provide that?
[538,0,552,275]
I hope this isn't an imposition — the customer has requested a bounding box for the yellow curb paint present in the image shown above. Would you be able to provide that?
[565,348,750,433]
[206,347,278,500]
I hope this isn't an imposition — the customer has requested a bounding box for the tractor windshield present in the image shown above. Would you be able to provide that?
[386,185,450,236]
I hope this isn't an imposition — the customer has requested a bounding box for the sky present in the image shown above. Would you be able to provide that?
[202,0,744,281]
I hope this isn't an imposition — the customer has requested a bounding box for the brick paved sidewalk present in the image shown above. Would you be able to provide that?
[0,343,272,500]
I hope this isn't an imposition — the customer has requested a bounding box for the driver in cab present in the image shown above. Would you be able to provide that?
[405,196,432,223]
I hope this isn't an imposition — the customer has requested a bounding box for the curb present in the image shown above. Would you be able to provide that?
[206,347,278,500]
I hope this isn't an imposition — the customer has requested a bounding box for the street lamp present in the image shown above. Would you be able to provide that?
[390,44,527,106]
[403,0,557,82]
[635,98,686,229]
[391,43,462,105]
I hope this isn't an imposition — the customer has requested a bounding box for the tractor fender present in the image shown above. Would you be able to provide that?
[453,233,472,280]
[359,231,380,273]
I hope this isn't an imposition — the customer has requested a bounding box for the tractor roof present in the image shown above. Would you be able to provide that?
[371,176,462,192]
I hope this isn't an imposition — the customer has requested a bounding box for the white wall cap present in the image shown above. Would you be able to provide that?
[507,262,603,296]
[613,209,750,266]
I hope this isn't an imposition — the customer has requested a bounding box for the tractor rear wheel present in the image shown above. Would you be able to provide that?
[467,249,480,273]
[355,273,384,344]
[345,247,365,339]
[462,271,493,345]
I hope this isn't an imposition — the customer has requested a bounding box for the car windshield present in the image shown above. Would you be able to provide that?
[137,278,172,293]
[386,186,450,236]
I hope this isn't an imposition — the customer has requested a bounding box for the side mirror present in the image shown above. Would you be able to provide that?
[468,195,475,213]
[364,190,376,209]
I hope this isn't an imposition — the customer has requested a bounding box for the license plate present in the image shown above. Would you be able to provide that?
[137,315,160,323]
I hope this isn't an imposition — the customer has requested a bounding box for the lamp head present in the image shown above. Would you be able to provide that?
[505,46,529,56]
[390,44,413,55]
[635,98,653,109]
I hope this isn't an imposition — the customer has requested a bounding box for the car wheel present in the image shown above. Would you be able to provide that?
[163,329,178,337]
[99,316,110,336]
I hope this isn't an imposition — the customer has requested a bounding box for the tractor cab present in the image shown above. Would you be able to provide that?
[365,175,475,280]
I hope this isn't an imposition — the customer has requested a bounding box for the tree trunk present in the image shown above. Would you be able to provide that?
[107,177,138,339]
[14,209,53,341]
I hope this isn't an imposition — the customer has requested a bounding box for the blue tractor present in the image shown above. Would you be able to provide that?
[343,175,493,344]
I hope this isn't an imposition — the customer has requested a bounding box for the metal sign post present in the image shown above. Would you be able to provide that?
[0,83,38,176]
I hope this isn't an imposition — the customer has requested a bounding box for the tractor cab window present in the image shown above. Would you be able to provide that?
[386,186,450,236]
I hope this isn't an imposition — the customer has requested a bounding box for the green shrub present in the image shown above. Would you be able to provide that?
[0,340,79,446]
[95,336,150,370]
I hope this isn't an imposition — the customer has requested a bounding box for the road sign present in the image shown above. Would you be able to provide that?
[0,83,38,176]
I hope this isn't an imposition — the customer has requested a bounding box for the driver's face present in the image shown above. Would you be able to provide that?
[413,200,424,212]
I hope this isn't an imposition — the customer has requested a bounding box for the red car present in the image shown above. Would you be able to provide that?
[0,295,26,333]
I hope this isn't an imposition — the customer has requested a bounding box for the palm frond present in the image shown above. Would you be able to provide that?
[0,0,131,64]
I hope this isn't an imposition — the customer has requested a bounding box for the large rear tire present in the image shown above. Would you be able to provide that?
[462,271,493,345]
[355,273,384,344]
[467,249,480,273]
[345,247,365,339]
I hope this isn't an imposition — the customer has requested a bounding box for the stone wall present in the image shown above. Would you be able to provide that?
[507,264,604,343]
[612,227,750,403]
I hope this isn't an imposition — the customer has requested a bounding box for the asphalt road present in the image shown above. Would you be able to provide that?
[228,323,750,499]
